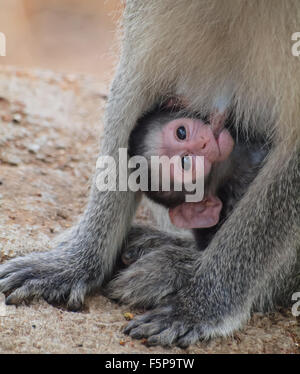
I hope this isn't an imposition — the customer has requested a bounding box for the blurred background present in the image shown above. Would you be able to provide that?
[0,0,123,85]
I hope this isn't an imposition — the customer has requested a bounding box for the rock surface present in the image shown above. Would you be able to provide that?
[0,66,299,353]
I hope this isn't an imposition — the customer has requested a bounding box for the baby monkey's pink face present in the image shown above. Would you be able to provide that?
[158,117,234,229]
[159,117,234,179]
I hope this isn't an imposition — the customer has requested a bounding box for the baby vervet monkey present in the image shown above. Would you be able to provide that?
[123,106,268,260]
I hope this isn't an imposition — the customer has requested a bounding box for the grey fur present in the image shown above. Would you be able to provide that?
[106,225,198,308]
[0,0,299,347]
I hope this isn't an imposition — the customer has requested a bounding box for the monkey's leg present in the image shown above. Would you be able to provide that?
[0,61,160,310]
[120,225,195,265]
[124,146,300,347]
[106,225,199,308]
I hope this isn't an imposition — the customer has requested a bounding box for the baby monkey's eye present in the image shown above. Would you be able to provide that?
[176,126,186,140]
[181,155,191,171]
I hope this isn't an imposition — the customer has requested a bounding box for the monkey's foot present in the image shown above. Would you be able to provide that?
[124,291,250,348]
[124,305,206,348]
[0,250,97,311]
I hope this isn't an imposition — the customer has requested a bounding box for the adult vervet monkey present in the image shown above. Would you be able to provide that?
[0,1,299,347]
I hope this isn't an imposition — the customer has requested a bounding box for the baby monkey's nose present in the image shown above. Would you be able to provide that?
[197,135,210,150]
[194,125,219,161]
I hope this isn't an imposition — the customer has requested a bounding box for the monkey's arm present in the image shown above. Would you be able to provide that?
[106,225,199,308]
[124,146,300,347]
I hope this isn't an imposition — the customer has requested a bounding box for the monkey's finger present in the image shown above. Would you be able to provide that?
[41,283,71,306]
[5,281,43,305]
[145,321,191,347]
[0,271,30,293]
[124,306,171,335]
[129,321,167,340]
[124,319,143,334]
[124,314,156,334]
[147,327,179,347]
[66,281,87,311]
[176,327,202,348]
[0,261,25,280]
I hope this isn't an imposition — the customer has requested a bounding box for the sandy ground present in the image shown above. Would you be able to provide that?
[0,66,299,354]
